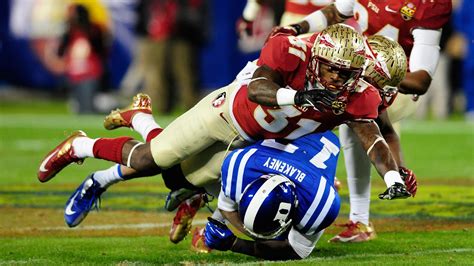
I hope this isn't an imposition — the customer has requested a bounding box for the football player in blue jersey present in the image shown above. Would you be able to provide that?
[197,130,341,260]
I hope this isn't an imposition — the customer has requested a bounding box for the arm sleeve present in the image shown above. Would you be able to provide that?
[242,0,261,21]
[287,227,323,258]
[409,29,442,77]
[334,0,355,17]
[217,190,238,212]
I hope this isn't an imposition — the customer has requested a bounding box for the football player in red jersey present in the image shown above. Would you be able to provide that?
[38,25,411,226]
[278,0,451,242]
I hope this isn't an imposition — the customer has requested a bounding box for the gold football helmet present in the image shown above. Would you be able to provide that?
[364,35,408,97]
[308,24,366,93]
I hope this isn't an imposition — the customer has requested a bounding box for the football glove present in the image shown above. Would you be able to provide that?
[204,217,236,251]
[378,182,411,200]
[236,17,254,38]
[294,89,337,110]
[399,166,417,197]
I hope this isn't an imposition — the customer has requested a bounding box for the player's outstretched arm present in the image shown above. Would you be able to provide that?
[273,2,352,37]
[347,120,411,200]
[376,111,404,166]
[375,113,418,197]
[348,120,398,177]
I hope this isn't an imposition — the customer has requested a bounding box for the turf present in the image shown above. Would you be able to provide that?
[0,99,473,264]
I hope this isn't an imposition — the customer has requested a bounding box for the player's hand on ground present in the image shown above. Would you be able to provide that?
[378,182,411,200]
[295,89,337,110]
[204,217,236,251]
[237,17,254,38]
[399,166,417,197]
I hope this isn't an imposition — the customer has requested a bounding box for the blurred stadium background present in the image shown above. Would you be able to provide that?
[0,0,265,101]
[0,0,473,264]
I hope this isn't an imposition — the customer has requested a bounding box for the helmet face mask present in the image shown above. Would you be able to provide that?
[307,24,366,97]
[364,35,407,97]
[238,174,298,240]
[317,60,363,93]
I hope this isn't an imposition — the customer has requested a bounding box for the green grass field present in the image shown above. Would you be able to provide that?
[0,100,473,265]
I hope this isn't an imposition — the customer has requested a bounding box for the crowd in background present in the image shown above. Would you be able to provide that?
[0,0,472,121]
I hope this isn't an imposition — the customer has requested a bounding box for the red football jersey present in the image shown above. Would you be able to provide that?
[352,0,452,55]
[285,0,333,15]
[230,35,381,141]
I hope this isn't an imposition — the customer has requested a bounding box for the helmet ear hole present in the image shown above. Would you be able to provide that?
[238,174,298,240]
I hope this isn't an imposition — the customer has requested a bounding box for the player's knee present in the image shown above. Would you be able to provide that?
[131,143,160,171]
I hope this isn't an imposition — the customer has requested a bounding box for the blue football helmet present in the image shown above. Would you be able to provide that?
[238,174,298,239]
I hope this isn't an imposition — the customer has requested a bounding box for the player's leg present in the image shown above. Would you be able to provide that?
[64,103,167,227]
[64,164,144,227]
[38,83,243,182]
[39,91,159,183]
[387,93,421,135]
[149,83,248,169]
[330,124,375,243]
[37,131,158,183]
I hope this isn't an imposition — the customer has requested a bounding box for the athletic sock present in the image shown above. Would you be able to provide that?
[93,164,124,188]
[348,176,371,225]
[145,128,163,143]
[72,137,97,158]
[132,112,161,141]
[92,137,133,164]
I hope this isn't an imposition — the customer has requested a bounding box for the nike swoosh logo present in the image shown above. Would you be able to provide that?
[39,150,58,172]
[385,5,397,13]
[217,230,226,237]
[65,191,79,215]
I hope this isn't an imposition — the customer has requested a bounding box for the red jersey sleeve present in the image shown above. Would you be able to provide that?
[346,86,381,120]
[414,0,452,30]
[257,35,303,73]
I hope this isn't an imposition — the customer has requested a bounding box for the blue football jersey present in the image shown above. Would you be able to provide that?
[221,131,341,235]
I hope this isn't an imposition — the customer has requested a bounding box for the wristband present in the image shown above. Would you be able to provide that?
[276,88,297,106]
[383,170,404,187]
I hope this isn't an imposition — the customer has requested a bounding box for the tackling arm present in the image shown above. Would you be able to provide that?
[347,120,404,184]
[347,120,411,199]
[247,65,284,106]
[376,112,418,196]
[347,120,398,178]
[248,65,335,108]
